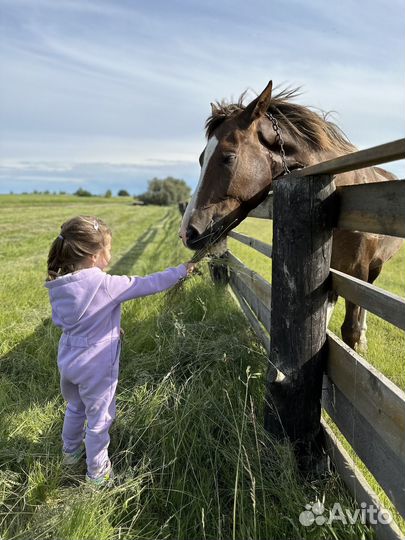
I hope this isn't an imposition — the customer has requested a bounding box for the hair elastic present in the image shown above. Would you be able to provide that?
[58,234,64,240]
[93,221,99,231]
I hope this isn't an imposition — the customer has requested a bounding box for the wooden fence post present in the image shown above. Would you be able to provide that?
[208,241,230,285]
[264,173,336,470]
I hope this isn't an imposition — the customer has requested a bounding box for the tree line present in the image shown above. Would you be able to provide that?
[73,177,191,206]
[15,177,192,206]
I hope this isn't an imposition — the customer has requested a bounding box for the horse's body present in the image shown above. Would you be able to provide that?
[180,81,402,350]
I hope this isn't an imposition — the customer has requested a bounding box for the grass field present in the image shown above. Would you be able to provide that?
[0,194,403,539]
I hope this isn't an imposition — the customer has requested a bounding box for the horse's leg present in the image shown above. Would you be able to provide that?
[356,264,383,353]
[340,260,371,350]
[357,308,368,353]
[326,291,338,328]
[368,264,383,285]
[341,301,362,349]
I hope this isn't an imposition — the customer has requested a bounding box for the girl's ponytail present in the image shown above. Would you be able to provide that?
[46,216,111,281]
[47,235,66,281]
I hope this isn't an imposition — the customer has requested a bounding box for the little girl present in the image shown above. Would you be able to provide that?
[45,215,194,486]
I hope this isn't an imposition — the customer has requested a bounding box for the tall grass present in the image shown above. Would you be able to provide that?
[0,196,376,539]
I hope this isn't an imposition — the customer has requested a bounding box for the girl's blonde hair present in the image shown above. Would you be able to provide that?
[47,216,112,281]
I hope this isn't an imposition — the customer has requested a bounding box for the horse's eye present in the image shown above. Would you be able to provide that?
[222,154,236,166]
[199,152,204,166]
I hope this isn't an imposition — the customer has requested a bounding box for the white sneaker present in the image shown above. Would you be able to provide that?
[85,462,114,487]
[62,442,85,466]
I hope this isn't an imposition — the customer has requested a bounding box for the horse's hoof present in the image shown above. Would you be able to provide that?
[356,339,368,355]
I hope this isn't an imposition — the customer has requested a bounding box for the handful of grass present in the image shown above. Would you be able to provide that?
[165,243,229,299]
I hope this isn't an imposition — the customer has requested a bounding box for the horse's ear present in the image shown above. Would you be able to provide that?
[245,80,273,121]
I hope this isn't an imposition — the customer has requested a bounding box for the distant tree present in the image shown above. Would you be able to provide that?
[136,177,191,206]
[74,187,92,197]
[118,189,130,197]
[104,189,112,198]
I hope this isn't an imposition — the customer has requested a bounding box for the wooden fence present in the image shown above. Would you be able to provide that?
[222,139,405,540]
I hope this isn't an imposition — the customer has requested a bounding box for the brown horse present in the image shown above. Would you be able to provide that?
[179,80,402,350]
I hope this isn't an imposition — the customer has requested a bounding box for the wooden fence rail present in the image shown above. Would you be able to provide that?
[249,180,405,236]
[322,419,403,540]
[227,252,272,305]
[336,181,405,237]
[228,230,273,258]
[288,139,405,177]
[324,331,405,519]
[248,138,405,232]
[331,269,405,331]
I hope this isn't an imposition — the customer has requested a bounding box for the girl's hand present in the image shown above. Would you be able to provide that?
[185,262,197,275]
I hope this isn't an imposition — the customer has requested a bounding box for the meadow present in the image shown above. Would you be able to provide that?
[0,194,403,539]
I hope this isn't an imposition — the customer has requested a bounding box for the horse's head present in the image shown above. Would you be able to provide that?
[180,80,305,250]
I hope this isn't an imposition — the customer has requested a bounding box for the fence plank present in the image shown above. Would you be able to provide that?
[331,269,405,330]
[287,139,405,178]
[248,192,273,219]
[230,270,271,332]
[335,181,405,237]
[228,231,272,258]
[226,252,272,305]
[322,420,404,540]
[326,331,405,468]
[323,365,405,517]
[229,283,270,355]
[323,377,405,519]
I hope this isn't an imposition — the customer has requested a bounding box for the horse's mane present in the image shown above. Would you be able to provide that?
[205,87,356,153]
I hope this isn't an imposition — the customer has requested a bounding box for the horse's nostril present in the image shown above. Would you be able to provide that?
[186,225,200,244]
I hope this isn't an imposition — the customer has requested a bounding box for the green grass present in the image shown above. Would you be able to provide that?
[1,194,400,539]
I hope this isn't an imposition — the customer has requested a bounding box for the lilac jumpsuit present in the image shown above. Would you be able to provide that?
[45,264,187,478]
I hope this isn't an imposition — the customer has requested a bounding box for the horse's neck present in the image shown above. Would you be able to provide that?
[306,147,341,166]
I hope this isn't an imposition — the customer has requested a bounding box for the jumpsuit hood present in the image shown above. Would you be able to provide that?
[45,268,105,325]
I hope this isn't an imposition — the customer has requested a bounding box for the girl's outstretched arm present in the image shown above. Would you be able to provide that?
[105,264,188,303]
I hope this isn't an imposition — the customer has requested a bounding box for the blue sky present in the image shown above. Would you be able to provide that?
[0,0,404,195]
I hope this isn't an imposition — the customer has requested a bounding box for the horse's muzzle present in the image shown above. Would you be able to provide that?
[184,225,220,251]
[185,225,200,246]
